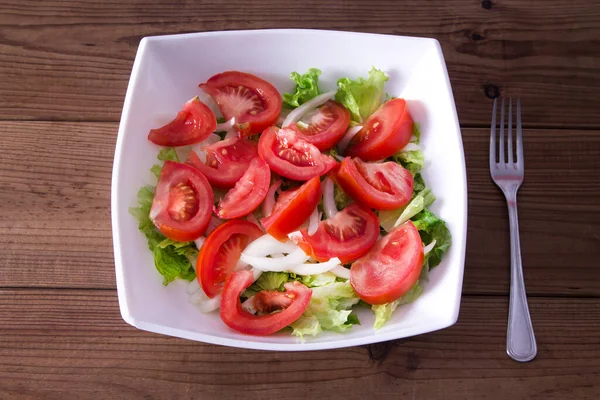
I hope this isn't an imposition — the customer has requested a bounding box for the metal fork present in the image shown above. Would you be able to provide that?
[490,98,537,362]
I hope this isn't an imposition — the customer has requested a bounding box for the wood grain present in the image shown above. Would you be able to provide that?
[0,289,599,399]
[1,0,600,126]
[0,122,599,295]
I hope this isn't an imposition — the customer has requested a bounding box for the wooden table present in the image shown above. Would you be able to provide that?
[1,1,599,398]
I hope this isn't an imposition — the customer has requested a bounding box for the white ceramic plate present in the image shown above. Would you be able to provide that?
[111,29,467,351]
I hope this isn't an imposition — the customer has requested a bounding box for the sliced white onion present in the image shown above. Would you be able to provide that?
[262,179,282,218]
[246,213,262,230]
[194,237,206,250]
[190,133,221,158]
[322,178,338,219]
[242,234,298,257]
[282,90,336,128]
[241,248,309,272]
[401,143,421,152]
[252,268,263,281]
[424,240,437,255]
[234,258,250,271]
[307,208,321,236]
[242,297,257,314]
[337,125,363,154]
[186,278,201,294]
[224,128,238,140]
[330,265,351,280]
[189,289,221,313]
[277,108,292,126]
[215,117,235,132]
[287,257,342,275]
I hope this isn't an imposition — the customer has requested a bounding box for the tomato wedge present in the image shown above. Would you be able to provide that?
[291,204,379,263]
[148,97,217,147]
[186,138,258,189]
[345,98,414,161]
[258,126,337,181]
[198,220,263,298]
[335,157,414,210]
[350,221,424,305]
[149,161,214,242]
[220,270,311,335]
[260,176,321,240]
[292,100,350,151]
[215,158,271,219]
[199,71,282,137]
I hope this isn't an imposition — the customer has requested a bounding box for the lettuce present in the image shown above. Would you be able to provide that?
[243,272,301,297]
[291,281,360,338]
[157,147,179,162]
[391,149,424,176]
[411,209,452,269]
[335,67,388,122]
[372,281,423,329]
[282,68,322,108]
[379,187,435,233]
[301,272,337,287]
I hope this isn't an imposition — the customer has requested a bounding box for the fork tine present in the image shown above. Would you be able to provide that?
[507,98,513,164]
[490,98,497,169]
[516,98,524,169]
[499,98,505,165]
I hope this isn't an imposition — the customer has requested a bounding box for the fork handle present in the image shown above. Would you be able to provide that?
[506,197,537,362]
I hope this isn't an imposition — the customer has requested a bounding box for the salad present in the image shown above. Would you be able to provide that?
[130,67,451,337]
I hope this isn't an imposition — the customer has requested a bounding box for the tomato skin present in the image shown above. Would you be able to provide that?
[293,203,380,263]
[149,161,214,242]
[253,290,294,313]
[350,221,424,305]
[345,98,414,161]
[335,157,414,210]
[198,220,263,298]
[258,126,337,181]
[220,270,312,335]
[293,100,351,151]
[199,71,282,137]
[215,158,271,219]
[260,176,321,240]
[186,138,258,189]
[148,97,217,147]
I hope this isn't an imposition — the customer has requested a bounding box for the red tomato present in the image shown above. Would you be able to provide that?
[345,98,414,161]
[199,71,282,137]
[260,176,321,240]
[215,158,271,219]
[253,290,294,313]
[186,138,258,189]
[335,157,414,210]
[258,126,337,181]
[198,220,263,298]
[292,204,379,263]
[220,270,311,335]
[350,221,424,305]
[148,97,216,147]
[292,100,350,151]
[149,161,214,242]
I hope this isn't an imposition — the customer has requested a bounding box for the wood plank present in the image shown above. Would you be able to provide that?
[0,289,598,399]
[1,122,599,295]
[1,0,599,126]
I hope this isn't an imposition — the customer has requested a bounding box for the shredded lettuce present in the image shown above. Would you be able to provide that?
[282,68,322,108]
[301,272,337,287]
[335,67,388,122]
[392,150,424,176]
[333,183,351,210]
[379,187,435,233]
[243,272,301,297]
[372,281,423,329]
[412,209,452,269]
[157,147,179,162]
[412,122,421,144]
[291,281,360,338]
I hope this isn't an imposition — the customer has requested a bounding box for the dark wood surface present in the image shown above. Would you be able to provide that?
[1,0,599,398]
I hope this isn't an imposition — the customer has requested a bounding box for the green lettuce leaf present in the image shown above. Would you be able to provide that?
[291,281,360,338]
[372,281,423,329]
[301,272,337,288]
[379,187,435,233]
[334,183,351,210]
[282,68,322,108]
[335,67,388,122]
[391,149,424,176]
[243,272,301,297]
[157,147,179,162]
[150,164,162,178]
[412,122,421,144]
[412,209,452,269]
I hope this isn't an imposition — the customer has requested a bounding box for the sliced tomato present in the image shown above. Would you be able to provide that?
[292,204,379,263]
[260,176,321,240]
[350,221,424,305]
[148,97,217,147]
[258,126,337,181]
[199,71,282,137]
[253,290,294,313]
[149,161,214,242]
[292,100,350,151]
[335,157,414,210]
[186,138,258,189]
[215,158,270,219]
[198,220,263,298]
[345,98,414,161]
[220,270,311,335]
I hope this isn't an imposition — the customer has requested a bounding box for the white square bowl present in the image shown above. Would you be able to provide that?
[111,29,467,351]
